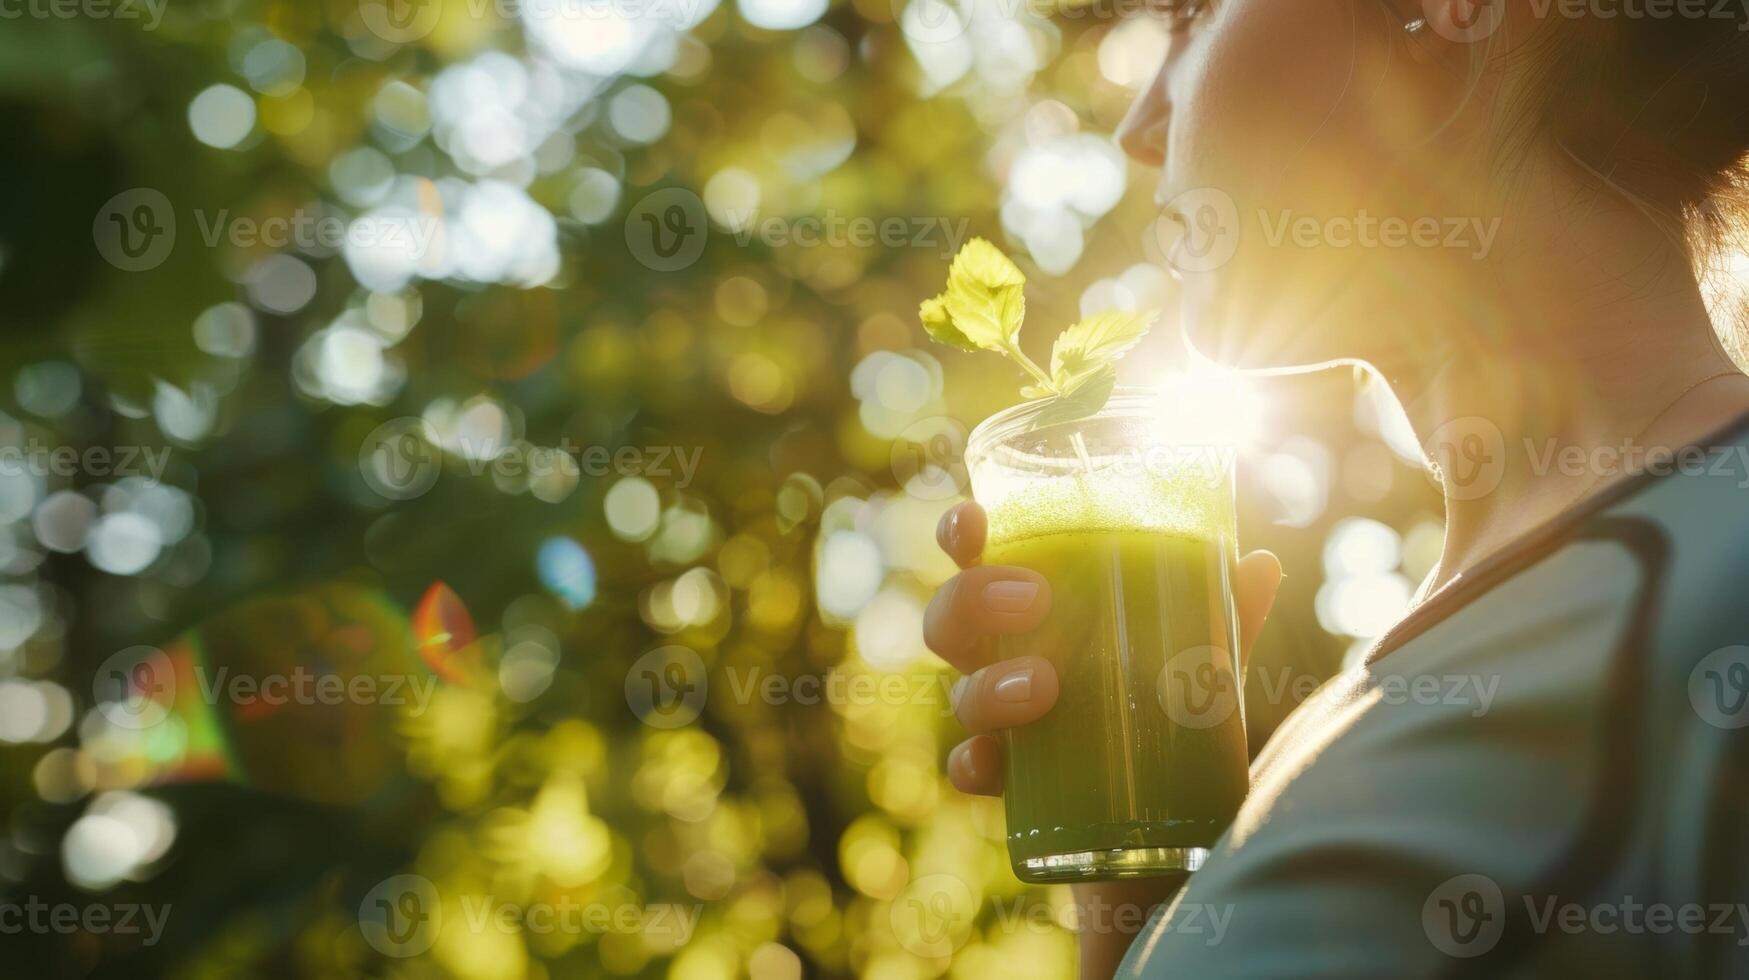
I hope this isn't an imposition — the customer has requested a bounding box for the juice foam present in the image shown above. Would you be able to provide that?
[980,463,1235,549]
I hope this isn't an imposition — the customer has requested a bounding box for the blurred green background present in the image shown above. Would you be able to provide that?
[0,1,1446,976]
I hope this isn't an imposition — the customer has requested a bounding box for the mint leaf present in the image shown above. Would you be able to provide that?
[940,238,1027,353]
[919,294,978,351]
[1050,310,1155,392]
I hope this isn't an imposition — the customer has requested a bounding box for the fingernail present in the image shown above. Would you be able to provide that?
[982,580,1039,614]
[992,667,1033,703]
[948,741,971,776]
[945,509,961,551]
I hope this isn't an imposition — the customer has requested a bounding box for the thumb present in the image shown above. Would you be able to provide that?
[1234,550,1282,674]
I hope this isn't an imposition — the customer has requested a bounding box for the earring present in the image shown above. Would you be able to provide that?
[1405,17,1429,34]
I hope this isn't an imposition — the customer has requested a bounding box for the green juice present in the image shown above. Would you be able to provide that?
[981,469,1250,882]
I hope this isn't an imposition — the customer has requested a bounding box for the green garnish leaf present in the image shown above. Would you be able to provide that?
[1050,309,1156,393]
[918,239,1152,425]
[919,294,978,351]
[939,238,1027,354]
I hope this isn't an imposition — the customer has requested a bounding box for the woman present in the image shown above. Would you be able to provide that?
[926,1,1749,976]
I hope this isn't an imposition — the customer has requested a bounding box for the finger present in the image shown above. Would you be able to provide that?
[935,502,987,570]
[947,734,1003,797]
[1234,549,1283,672]
[949,655,1059,735]
[923,566,1053,671]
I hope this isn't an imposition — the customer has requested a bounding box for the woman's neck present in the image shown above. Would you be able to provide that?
[1373,196,1749,595]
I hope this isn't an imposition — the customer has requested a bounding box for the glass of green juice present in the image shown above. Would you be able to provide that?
[965,387,1250,883]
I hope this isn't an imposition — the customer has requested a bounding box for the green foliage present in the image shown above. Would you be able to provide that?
[920,239,1154,418]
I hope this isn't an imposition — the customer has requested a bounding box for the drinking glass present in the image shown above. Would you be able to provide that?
[965,387,1250,882]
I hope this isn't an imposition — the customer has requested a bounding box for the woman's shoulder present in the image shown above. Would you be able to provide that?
[1120,443,1749,978]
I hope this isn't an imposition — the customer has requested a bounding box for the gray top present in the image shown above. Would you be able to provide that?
[1121,417,1749,978]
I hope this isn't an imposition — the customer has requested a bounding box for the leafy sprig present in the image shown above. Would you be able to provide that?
[920,239,1154,421]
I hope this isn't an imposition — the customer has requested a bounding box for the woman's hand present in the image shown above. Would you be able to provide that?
[925,500,1284,796]
[923,500,1284,979]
